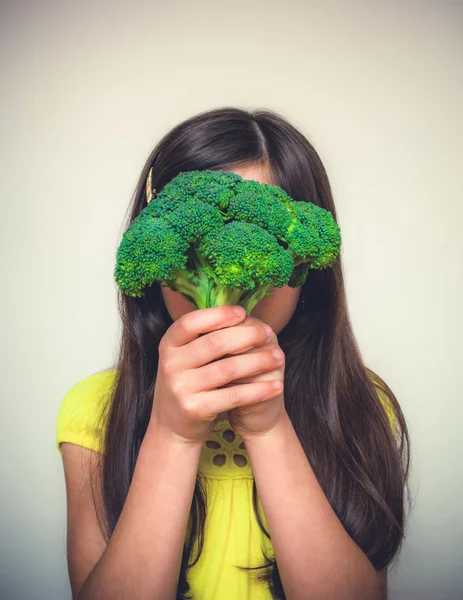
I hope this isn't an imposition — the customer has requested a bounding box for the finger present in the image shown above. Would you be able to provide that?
[197,380,283,417]
[165,305,246,349]
[188,348,282,392]
[180,321,272,370]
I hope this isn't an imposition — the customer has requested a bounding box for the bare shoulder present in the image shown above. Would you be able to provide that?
[61,442,107,598]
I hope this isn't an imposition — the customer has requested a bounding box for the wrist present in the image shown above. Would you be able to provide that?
[146,417,206,450]
[240,409,291,444]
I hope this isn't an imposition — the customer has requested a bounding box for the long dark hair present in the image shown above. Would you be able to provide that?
[91,107,412,599]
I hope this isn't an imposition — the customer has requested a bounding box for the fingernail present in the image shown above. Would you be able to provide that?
[272,349,284,360]
[264,324,273,337]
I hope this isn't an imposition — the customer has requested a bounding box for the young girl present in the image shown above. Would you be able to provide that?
[56,107,411,600]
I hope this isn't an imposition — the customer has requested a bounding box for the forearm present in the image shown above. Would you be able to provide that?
[244,410,382,600]
[78,421,203,600]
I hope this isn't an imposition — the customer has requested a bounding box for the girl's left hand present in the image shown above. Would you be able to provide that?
[226,316,286,441]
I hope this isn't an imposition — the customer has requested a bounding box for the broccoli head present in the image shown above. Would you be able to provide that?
[114,169,341,314]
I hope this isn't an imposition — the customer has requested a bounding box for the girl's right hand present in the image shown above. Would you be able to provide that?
[149,305,279,445]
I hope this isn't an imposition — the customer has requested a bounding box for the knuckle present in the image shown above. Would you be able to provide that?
[170,376,188,398]
[227,384,241,409]
[204,331,223,355]
[265,351,275,366]
[198,395,215,417]
[253,324,267,343]
[161,355,177,378]
[180,397,198,419]
[177,314,194,337]
[218,357,234,379]
[269,349,283,364]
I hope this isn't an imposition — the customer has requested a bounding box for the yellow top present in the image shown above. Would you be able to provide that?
[56,369,396,599]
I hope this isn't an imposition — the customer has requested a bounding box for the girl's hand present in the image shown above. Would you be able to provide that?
[225,316,286,441]
[150,306,284,446]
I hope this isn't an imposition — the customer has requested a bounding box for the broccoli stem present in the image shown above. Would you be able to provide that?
[290,252,308,268]
[239,283,274,314]
[167,268,209,308]
[210,284,243,308]
[167,249,275,315]
[280,236,307,268]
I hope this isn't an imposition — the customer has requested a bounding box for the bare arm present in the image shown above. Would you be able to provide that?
[62,422,203,600]
[242,411,388,600]
[61,304,277,599]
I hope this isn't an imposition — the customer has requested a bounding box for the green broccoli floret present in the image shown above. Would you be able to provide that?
[148,169,243,216]
[196,221,294,312]
[164,200,225,243]
[114,170,341,314]
[283,201,342,270]
[114,216,190,298]
[227,186,292,239]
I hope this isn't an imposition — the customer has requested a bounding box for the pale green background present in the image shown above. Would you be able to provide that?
[2,1,462,599]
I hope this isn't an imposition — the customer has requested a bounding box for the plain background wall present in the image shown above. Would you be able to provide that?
[2,1,462,598]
